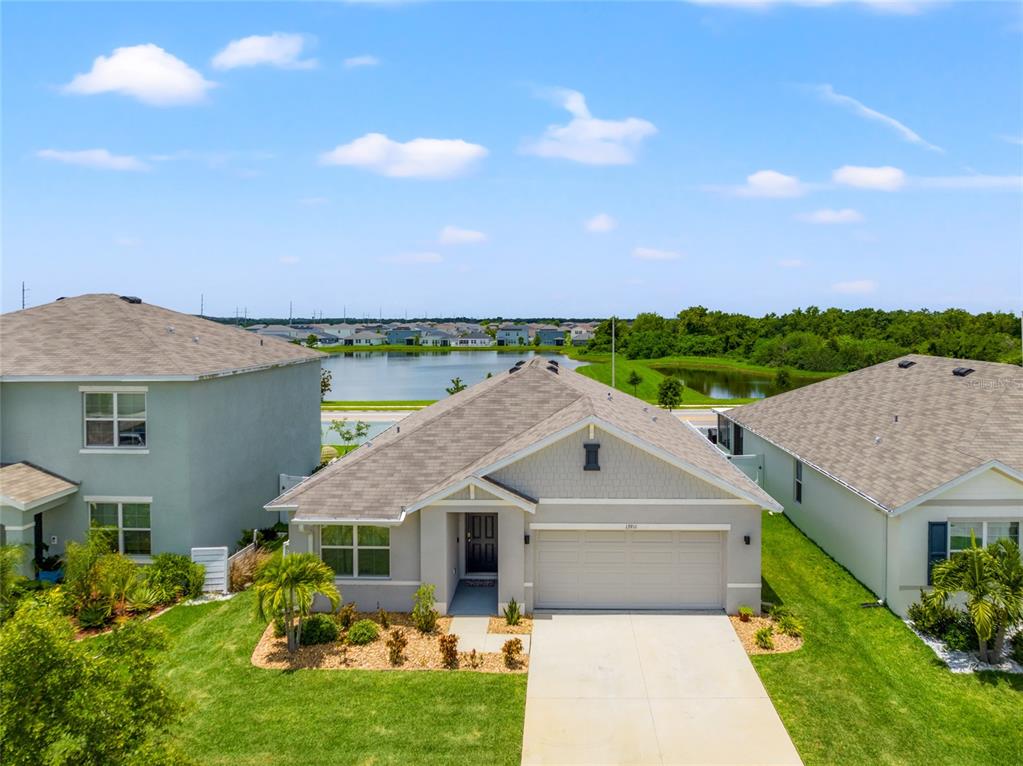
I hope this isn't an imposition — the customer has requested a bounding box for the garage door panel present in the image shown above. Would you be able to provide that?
[535,529,724,610]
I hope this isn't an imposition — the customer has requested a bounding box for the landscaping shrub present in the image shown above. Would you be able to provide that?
[273,615,286,638]
[300,614,339,646]
[503,597,521,626]
[754,625,775,650]
[127,583,163,614]
[907,594,959,638]
[1011,632,1023,665]
[95,553,139,612]
[376,606,390,629]
[228,548,271,592]
[347,619,379,645]
[144,553,205,601]
[438,633,459,669]
[77,598,113,629]
[386,628,408,666]
[768,604,793,620]
[738,605,753,623]
[337,602,357,630]
[467,648,482,669]
[502,637,523,668]
[63,527,117,613]
[776,615,803,638]
[412,584,439,634]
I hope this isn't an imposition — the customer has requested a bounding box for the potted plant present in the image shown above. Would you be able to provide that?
[36,553,64,583]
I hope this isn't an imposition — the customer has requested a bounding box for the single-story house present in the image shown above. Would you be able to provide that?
[419,328,455,347]
[716,354,1023,617]
[453,331,494,347]
[572,330,594,346]
[269,357,779,615]
[386,327,421,346]
[345,331,386,346]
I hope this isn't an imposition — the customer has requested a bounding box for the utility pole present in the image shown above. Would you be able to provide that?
[200,293,204,318]
[21,282,28,310]
[611,316,616,390]
[288,301,293,327]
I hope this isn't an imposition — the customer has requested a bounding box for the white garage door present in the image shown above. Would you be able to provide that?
[534,529,724,610]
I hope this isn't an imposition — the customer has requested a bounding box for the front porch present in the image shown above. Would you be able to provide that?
[449,578,498,615]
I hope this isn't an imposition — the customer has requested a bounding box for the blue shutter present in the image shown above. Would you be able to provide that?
[927,522,947,585]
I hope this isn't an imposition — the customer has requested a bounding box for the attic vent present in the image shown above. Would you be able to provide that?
[514,360,526,368]
[509,366,519,374]
[548,359,559,367]
[192,336,200,343]
[546,364,559,374]
[119,296,142,304]
[583,442,600,471]
[897,360,916,369]
[952,367,974,377]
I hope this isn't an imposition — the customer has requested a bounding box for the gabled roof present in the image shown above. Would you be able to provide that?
[0,294,322,380]
[723,354,1023,513]
[269,358,778,521]
[0,462,79,511]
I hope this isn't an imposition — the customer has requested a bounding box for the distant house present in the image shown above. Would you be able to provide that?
[572,330,594,346]
[716,355,1023,617]
[386,327,421,346]
[0,294,322,576]
[419,329,455,347]
[256,324,306,342]
[496,324,529,346]
[536,326,566,346]
[453,331,494,347]
[345,331,387,346]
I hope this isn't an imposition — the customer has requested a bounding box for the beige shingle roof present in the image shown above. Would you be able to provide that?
[723,354,1023,512]
[0,294,322,379]
[270,357,778,521]
[0,462,79,509]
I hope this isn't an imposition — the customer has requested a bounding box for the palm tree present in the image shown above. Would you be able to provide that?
[929,533,1023,663]
[446,377,467,395]
[254,553,340,653]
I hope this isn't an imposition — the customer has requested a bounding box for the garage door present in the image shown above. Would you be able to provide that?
[534,529,724,610]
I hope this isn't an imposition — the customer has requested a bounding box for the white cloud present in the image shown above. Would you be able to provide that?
[64,44,214,106]
[37,148,149,171]
[439,225,487,245]
[212,33,316,70]
[778,258,805,268]
[632,247,682,261]
[1000,135,1023,146]
[735,169,806,197]
[298,196,329,206]
[795,208,864,224]
[280,255,300,265]
[832,278,877,294]
[813,84,942,153]
[584,213,618,233]
[319,133,488,178]
[382,251,443,264]
[344,54,380,69]
[915,175,1022,191]
[833,165,905,191]
[523,88,657,165]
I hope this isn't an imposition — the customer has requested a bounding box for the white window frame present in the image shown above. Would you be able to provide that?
[85,496,153,558]
[794,460,804,504]
[81,387,148,451]
[320,524,390,579]
[948,519,1021,555]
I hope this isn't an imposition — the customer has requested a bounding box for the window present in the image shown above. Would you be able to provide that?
[84,392,146,448]
[321,525,390,577]
[794,461,803,504]
[89,500,151,555]
[717,414,731,451]
[950,520,1020,554]
[583,443,600,471]
[733,425,744,456]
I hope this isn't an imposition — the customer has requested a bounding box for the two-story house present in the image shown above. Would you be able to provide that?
[0,294,323,575]
[495,324,529,346]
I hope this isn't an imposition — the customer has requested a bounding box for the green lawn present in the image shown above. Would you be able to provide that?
[575,356,757,405]
[152,591,526,766]
[319,343,571,354]
[321,399,435,411]
[756,514,1022,766]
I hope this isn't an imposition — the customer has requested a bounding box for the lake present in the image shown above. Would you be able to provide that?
[321,350,582,400]
[649,364,817,399]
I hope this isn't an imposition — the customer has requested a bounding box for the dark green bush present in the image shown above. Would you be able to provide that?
[754,625,775,650]
[907,594,959,638]
[412,584,438,634]
[144,553,205,601]
[347,619,379,645]
[77,598,113,629]
[768,604,793,620]
[273,615,286,638]
[776,615,803,638]
[504,598,521,626]
[1010,632,1023,664]
[943,621,972,652]
[300,614,339,645]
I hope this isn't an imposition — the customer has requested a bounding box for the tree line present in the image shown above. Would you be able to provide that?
[585,306,1021,372]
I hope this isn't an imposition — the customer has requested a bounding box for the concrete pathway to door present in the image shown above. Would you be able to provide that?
[521,613,802,765]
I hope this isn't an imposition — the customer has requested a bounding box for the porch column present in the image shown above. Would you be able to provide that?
[497,509,525,613]
[419,507,451,614]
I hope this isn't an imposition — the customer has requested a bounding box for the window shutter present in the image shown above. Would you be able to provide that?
[927,522,947,585]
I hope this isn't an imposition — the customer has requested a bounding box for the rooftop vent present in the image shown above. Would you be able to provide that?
[548,359,559,367]
[546,364,559,374]
[952,367,975,377]
[119,296,142,304]
[514,360,526,367]
[897,360,916,369]
[509,366,519,374]
[192,336,200,343]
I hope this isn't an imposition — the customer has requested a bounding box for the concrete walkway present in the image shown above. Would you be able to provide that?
[448,615,532,654]
[521,613,801,765]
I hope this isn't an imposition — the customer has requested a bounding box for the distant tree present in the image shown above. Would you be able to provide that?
[774,368,792,390]
[627,370,643,396]
[485,372,493,379]
[305,334,318,348]
[657,377,683,410]
[446,377,467,395]
[320,368,332,401]
[328,418,370,449]
[533,333,541,347]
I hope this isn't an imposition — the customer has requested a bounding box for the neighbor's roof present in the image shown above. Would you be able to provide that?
[269,357,778,521]
[0,294,323,380]
[0,462,79,510]
[723,354,1023,512]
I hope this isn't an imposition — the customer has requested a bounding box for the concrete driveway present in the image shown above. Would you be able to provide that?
[521,613,802,765]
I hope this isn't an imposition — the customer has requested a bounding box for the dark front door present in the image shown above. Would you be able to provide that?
[466,513,498,573]
[33,512,44,566]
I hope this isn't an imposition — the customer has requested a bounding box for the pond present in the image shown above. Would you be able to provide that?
[321,350,582,401]
[321,420,395,446]
[649,364,818,400]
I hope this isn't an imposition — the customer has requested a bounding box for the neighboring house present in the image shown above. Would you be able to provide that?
[419,328,455,347]
[716,354,1023,617]
[0,294,323,576]
[572,330,594,346]
[268,357,779,615]
[496,324,529,346]
[536,327,566,346]
[256,324,306,342]
[345,331,386,346]
[386,327,421,346]
[453,331,494,347]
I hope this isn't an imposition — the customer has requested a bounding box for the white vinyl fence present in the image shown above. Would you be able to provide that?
[191,546,229,593]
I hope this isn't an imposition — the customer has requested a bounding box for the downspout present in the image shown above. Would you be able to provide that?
[880,511,889,606]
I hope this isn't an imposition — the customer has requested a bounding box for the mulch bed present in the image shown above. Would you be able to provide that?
[488,616,533,635]
[729,615,803,655]
[251,613,528,673]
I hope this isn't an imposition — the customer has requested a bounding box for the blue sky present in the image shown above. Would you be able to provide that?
[3,1,1021,318]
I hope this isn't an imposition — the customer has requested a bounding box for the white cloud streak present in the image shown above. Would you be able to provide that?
[439,225,487,245]
[37,148,149,171]
[523,88,657,165]
[584,213,618,233]
[814,84,942,153]
[212,33,317,70]
[735,170,806,197]
[64,44,214,106]
[343,54,381,69]
[795,208,864,224]
[833,165,906,190]
[319,133,487,178]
